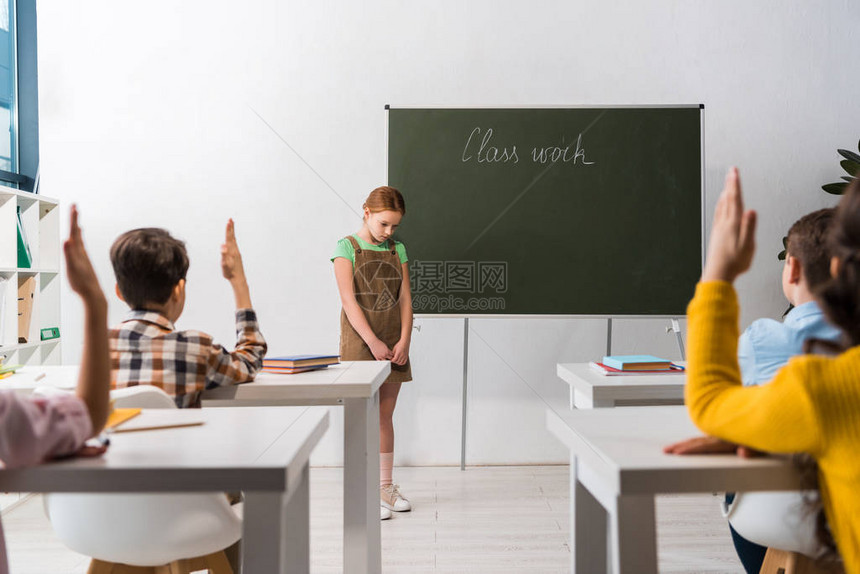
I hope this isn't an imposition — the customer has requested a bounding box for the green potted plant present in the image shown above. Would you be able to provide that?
[822,140,860,195]
[778,140,860,262]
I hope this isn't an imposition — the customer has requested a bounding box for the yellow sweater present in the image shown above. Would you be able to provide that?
[687,281,860,572]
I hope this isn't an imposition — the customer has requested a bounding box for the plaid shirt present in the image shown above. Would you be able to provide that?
[110,309,267,408]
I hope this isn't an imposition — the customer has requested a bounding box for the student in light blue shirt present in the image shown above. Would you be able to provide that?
[738,208,841,387]
[738,302,841,387]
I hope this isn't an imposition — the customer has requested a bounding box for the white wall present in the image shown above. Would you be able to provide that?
[37,1,860,465]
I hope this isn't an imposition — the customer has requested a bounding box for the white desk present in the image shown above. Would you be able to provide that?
[557,362,686,409]
[4,361,389,574]
[202,361,389,574]
[0,406,329,574]
[546,405,801,574]
[2,365,79,393]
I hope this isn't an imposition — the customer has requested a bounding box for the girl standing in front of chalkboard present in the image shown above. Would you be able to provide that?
[332,186,413,521]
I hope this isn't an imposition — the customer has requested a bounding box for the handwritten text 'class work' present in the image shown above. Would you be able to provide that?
[461,127,595,166]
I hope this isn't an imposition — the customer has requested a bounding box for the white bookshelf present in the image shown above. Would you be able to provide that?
[0,185,61,366]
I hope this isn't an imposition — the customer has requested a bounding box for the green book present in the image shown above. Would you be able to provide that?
[16,206,32,268]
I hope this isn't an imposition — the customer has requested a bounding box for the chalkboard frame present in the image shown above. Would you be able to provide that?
[384,105,705,318]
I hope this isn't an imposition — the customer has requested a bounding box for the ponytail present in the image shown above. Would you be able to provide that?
[817,257,860,346]
[817,179,860,347]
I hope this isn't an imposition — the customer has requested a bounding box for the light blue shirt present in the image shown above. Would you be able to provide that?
[737,301,842,386]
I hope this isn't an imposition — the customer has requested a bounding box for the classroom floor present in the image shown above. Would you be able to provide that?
[2,465,744,573]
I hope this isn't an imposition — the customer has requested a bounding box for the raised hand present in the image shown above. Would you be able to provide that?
[65,205,110,435]
[220,219,247,282]
[63,205,105,305]
[702,167,757,283]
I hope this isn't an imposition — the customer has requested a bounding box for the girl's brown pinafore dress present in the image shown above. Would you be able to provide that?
[339,236,412,384]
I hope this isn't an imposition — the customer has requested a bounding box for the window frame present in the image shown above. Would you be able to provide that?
[0,0,37,192]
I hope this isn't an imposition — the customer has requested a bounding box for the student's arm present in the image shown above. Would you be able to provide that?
[0,205,112,468]
[220,219,252,310]
[204,310,268,387]
[333,257,393,361]
[65,205,110,435]
[684,282,821,455]
[392,261,412,366]
[682,168,820,455]
[0,392,94,468]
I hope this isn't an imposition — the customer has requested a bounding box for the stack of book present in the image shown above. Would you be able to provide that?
[590,354,684,376]
[262,354,340,374]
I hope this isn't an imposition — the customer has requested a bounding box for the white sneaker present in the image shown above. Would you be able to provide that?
[380,484,412,512]
[380,506,392,520]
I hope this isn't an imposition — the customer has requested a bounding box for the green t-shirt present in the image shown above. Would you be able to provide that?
[331,234,408,265]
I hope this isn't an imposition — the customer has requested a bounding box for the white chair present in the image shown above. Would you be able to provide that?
[44,384,242,574]
[724,490,821,559]
[110,385,178,409]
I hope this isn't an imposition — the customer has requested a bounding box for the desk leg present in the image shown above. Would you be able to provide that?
[570,454,607,574]
[609,495,657,574]
[243,491,289,574]
[343,395,382,574]
[283,463,311,573]
[572,389,615,409]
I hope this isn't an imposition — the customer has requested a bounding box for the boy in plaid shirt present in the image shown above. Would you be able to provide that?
[109,220,267,408]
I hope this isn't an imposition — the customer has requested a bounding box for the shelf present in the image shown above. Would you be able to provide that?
[0,192,61,366]
[0,339,61,353]
[0,184,59,206]
[0,268,60,274]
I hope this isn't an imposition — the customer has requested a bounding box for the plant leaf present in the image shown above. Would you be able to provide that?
[843,176,857,183]
[823,182,848,195]
[777,235,787,261]
[841,160,860,176]
[838,149,860,164]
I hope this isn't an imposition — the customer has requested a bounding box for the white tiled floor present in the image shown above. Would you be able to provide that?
[2,465,743,573]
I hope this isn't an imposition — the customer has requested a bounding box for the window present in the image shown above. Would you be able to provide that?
[0,0,14,172]
[0,0,36,192]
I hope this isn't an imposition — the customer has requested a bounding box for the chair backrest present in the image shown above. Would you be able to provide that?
[45,492,241,567]
[110,385,177,409]
[46,385,240,567]
[726,490,821,559]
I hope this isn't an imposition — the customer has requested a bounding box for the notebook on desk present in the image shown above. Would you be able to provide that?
[263,355,340,368]
[108,410,205,433]
[106,408,141,429]
[589,361,685,376]
[601,354,674,371]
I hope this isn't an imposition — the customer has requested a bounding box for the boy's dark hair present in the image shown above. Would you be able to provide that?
[786,208,836,290]
[110,228,189,309]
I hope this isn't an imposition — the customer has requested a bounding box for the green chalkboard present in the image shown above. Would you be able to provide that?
[387,107,702,316]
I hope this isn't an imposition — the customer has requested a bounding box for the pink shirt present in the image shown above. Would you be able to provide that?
[0,391,92,574]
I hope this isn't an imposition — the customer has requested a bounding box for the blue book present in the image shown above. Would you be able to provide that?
[602,354,673,371]
[263,355,340,368]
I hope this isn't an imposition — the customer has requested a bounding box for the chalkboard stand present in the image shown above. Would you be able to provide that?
[460,318,469,470]
[669,318,686,360]
[456,316,686,471]
[606,318,613,356]
[604,318,686,359]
